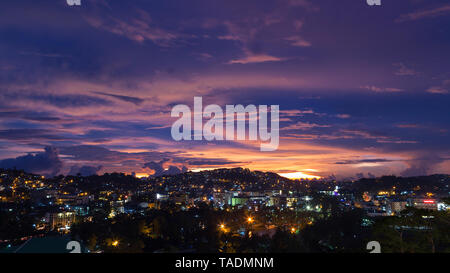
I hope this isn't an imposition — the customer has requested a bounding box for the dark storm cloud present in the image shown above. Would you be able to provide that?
[143,158,169,175]
[353,172,377,179]
[401,154,447,177]
[68,165,103,176]
[143,159,187,177]
[0,146,62,176]
[355,173,365,180]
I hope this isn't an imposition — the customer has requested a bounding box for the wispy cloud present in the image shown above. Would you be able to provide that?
[84,9,177,46]
[282,121,331,131]
[361,85,404,93]
[288,0,319,11]
[193,52,214,61]
[217,35,241,41]
[396,124,421,129]
[285,35,311,47]
[280,109,315,116]
[228,54,286,64]
[427,86,448,94]
[393,63,418,76]
[427,80,450,94]
[92,91,145,105]
[336,114,351,119]
[335,158,394,165]
[396,4,450,22]
[377,140,419,144]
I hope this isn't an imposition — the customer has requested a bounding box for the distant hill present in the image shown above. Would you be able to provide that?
[347,174,450,195]
[1,168,449,194]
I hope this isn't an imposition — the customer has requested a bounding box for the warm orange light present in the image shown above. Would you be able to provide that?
[278,171,321,180]
[112,240,119,247]
[247,217,254,223]
[219,223,228,233]
[134,173,149,178]
[291,227,296,233]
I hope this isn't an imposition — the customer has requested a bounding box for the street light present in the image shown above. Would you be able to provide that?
[112,240,119,247]
[246,217,254,238]
[219,223,228,233]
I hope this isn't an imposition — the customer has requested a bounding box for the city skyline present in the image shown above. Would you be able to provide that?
[0,0,450,179]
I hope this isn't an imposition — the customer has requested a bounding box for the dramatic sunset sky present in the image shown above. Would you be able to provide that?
[0,0,449,179]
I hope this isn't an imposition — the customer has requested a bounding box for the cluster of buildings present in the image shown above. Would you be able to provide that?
[355,190,448,216]
[212,189,320,211]
[0,169,449,239]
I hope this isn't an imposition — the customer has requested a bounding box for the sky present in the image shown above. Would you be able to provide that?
[0,0,449,179]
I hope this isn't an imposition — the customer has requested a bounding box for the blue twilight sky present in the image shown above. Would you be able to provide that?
[0,0,449,178]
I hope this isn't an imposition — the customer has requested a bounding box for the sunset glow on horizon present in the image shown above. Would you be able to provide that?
[278,172,322,180]
[134,173,150,179]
